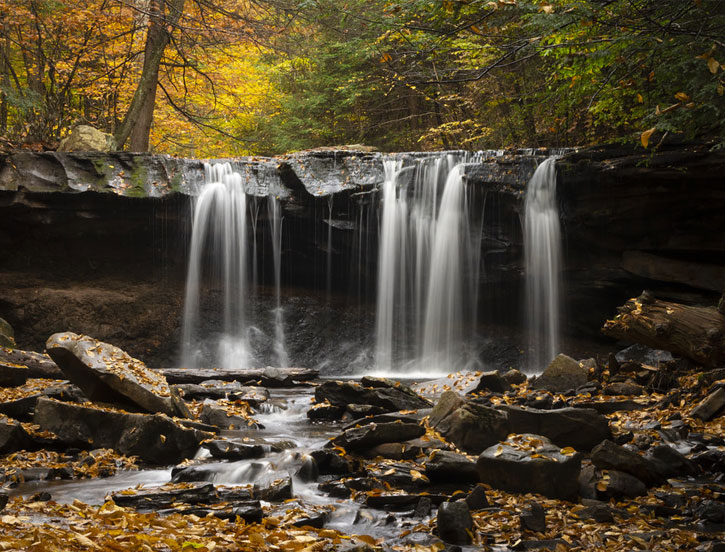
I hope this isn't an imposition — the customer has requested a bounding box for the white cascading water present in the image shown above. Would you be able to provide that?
[181,162,250,369]
[268,194,288,367]
[375,154,481,375]
[524,157,562,372]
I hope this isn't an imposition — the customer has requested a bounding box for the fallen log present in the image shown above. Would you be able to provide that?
[602,292,725,367]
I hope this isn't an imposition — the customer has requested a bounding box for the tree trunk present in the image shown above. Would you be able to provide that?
[602,291,725,367]
[115,0,185,151]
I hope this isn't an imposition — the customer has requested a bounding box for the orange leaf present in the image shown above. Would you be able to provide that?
[641,127,656,148]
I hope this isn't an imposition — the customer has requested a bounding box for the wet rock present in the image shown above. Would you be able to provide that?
[577,463,598,499]
[694,499,725,523]
[532,354,589,393]
[330,421,425,451]
[367,462,430,490]
[473,371,511,393]
[0,491,7,511]
[199,400,258,430]
[520,502,546,533]
[0,347,62,379]
[159,367,319,386]
[465,485,489,510]
[170,501,263,523]
[571,398,652,415]
[591,439,661,486]
[310,449,355,475]
[499,405,611,451]
[175,381,269,406]
[0,317,15,348]
[0,417,35,454]
[0,362,28,387]
[315,380,431,412]
[112,482,218,509]
[436,500,473,545]
[343,411,427,429]
[604,380,645,396]
[424,450,479,483]
[344,404,387,420]
[307,402,345,421]
[171,464,222,483]
[575,499,614,523]
[46,332,189,418]
[597,469,647,499]
[647,444,699,478]
[691,388,725,421]
[476,434,581,500]
[253,475,293,501]
[691,448,725,474]
[202,439,266,460]
[366,493,435,511]
[361,442,419,460]
[502,369,528,385]
[34,398,211,464]
[296,455,319,482]
[414,496,432,517]
[429,391,509,454]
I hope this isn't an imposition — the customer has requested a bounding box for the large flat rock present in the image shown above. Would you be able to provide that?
[33,398,211,464]
[46,332,188,417]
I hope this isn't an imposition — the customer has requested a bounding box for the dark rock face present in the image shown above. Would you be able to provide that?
[590,440,661,486]
[424,450,479,483]
[437,500,473,545]
[330,421,425,451]
[315,380,431,413]
[532,354,589,393]
[430,391,509,454]
[0,362,28,387]
[0,417,35,454]
[33,398,211,464]
[476,434,581,500]
[500,405,610,451]
[46,332,189,418]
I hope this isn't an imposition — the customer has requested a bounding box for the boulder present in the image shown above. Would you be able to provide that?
[310,449,355,475]
[315,380,431,412]
[499,405,611,451]
[532,354,589,392]
[33,398,211,464]
[590,440,661,486]
[0,317,15,348]
[596,470,647,499]
[473,370,512,393]
[253,475,293,501]
[174,381,269,406]
[520,502,546,533]
[46,332,189,418]
[465,484,489,510]
[199,400,258,430]
[503,369,528,385]
[646,444,699,479]
[202,439,266,460]
[57,125,116,152]
[0,362,29,387]
[330,421,425,451]
[429,391,509,454]
[424,450,479,483]
[0,347,62,379]
[691,388,725,421]
[0,416,35,454]
[112,482,219,509]
[476,434,582,500]
[437,500,473,545]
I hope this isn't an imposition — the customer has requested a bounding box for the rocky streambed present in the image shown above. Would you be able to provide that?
[1,331,725,551]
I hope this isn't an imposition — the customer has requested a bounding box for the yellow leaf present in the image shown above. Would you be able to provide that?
[560,447,576,456]
[641,127,656,148]
[596,480,609,492]
[717,84,724,96]
[708,57,720,74]
[249,533,265,545]
[674,92,690,102]
[540,5,554,13]
[355,535,379,546]
[636,93,643,103]
[494,445,504,457]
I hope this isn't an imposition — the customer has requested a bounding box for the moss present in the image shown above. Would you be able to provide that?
[170,172,183,192]
[127,162,149,197]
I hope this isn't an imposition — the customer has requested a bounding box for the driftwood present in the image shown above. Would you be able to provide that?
[602,292,725,367]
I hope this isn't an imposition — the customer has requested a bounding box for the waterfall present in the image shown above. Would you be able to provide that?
[268,194,288,367]
[374,154,481,375]
[524,157,562,372]
[181,162,250,369]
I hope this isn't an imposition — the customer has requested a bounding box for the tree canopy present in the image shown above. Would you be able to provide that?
[1,0,723,154]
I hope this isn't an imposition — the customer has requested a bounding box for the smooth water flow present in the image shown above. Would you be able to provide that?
[182,163,250,369]
[268,194,288,367]
[374,154,482,375]
[524,157,562,372]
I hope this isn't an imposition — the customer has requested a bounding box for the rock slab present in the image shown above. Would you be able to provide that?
[33,398,210,464]
[533,354,589,392]
[46,332,189,418]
